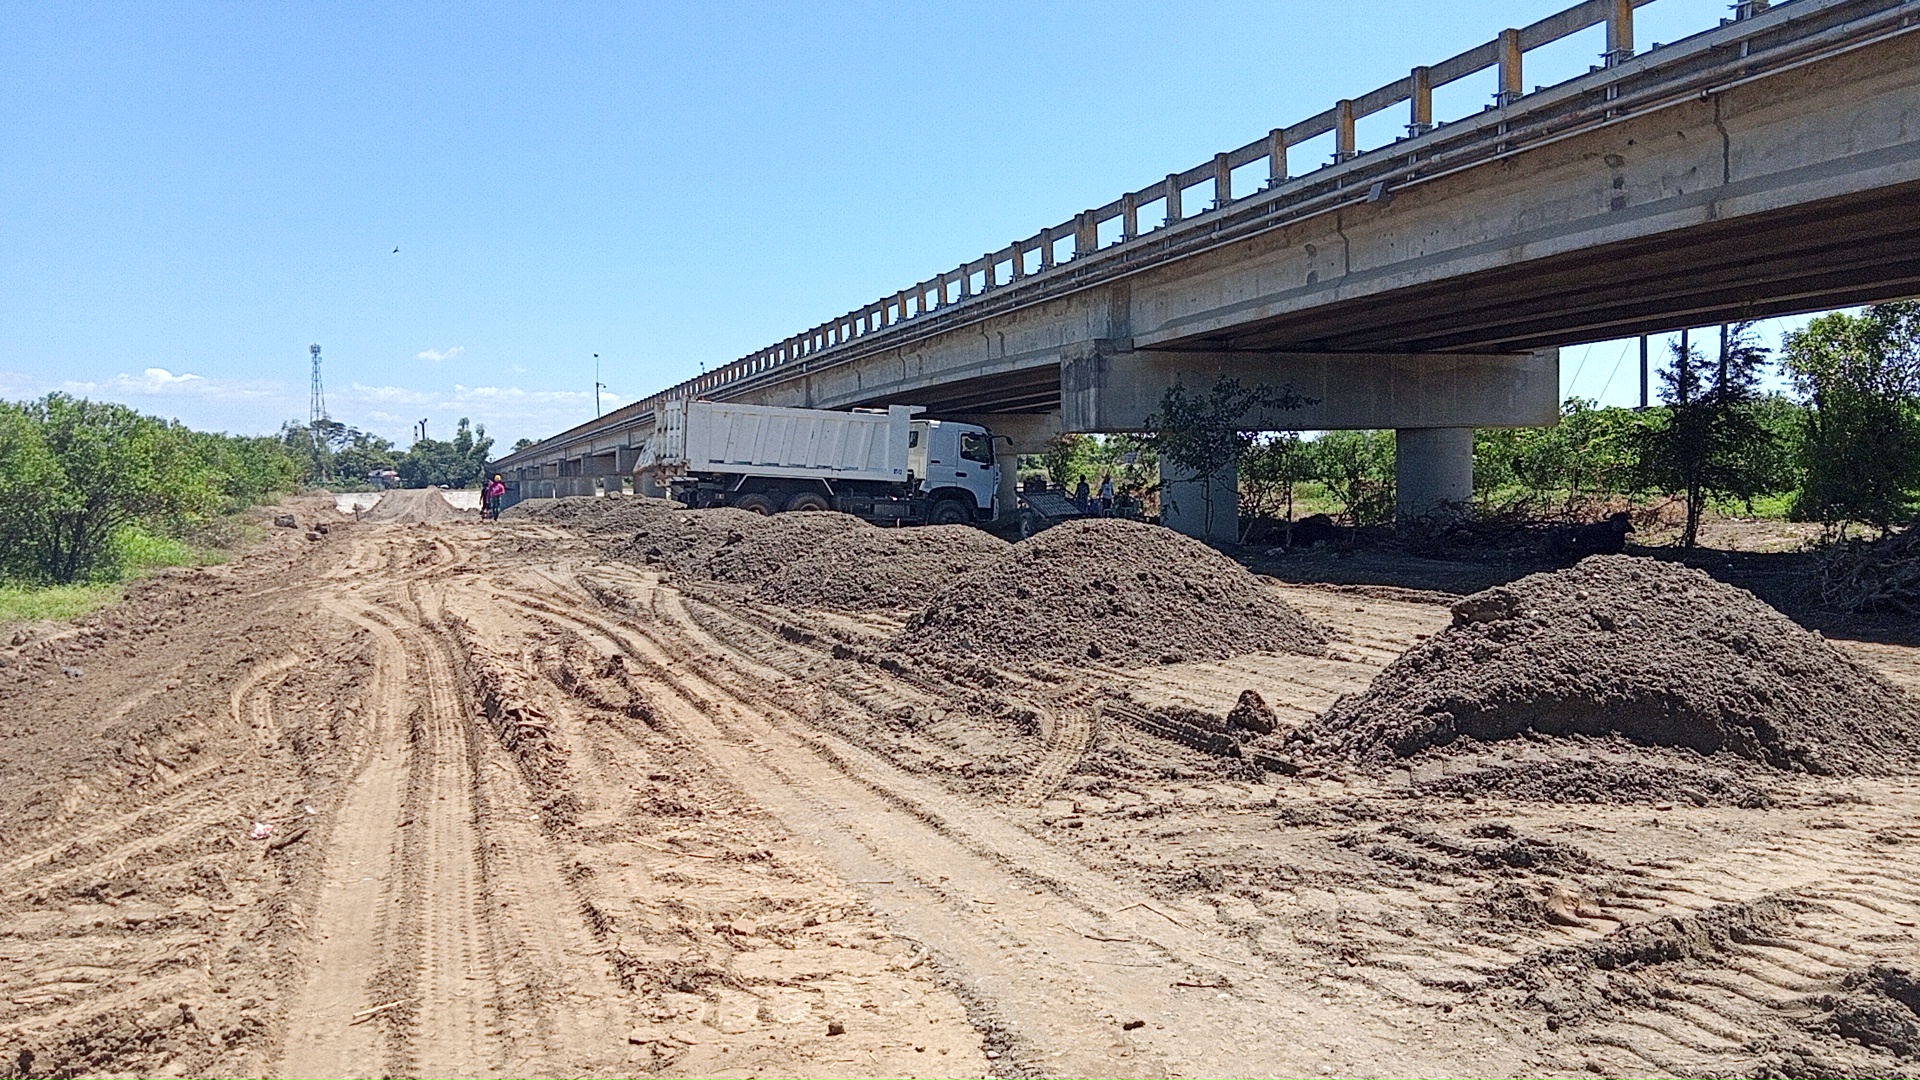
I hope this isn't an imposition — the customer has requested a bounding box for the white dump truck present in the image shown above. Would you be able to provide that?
[639,400,1001,525]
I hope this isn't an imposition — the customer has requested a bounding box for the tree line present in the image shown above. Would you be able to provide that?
[280,416,494,490]
[0,393,504,586]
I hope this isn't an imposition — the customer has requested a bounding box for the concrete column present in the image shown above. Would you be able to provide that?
[1394,427,1474,521]
[995,449,1021,522]
[1160,462,1239,544]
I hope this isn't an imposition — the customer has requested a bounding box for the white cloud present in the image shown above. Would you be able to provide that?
[416,346,466,362]
[61,368,283,401]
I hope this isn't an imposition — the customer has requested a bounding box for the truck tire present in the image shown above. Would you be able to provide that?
[733,493,777,516]
[928,499,971,526]
[784,492,831,512]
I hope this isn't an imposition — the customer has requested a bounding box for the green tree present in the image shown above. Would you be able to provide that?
[1783,303,1920,532]
[1040,433,1093,491]
[1476,399,1650,511]
[398,417,494,488]
[0,394,217,583]
[1635,323,1783,547]
[1307,430,1397,526]
[1240,431,1312,524]
[1138,377,1311,540]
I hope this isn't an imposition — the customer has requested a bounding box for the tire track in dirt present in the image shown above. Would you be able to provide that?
[494,578,1502,1079]
[275,604,411,1079]
[1010,688,1095,810]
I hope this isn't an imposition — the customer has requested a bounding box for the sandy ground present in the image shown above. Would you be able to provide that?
[4,500,1920,1078]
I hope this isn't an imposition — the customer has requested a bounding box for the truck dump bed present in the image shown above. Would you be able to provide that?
[651,400,914,483]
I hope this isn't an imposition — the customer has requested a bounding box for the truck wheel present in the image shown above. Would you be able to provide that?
[928,499,971,526]
[784,492,831,512]
[733,493,777,515]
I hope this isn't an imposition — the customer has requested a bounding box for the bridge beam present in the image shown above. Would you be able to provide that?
[1060,342,1559,433]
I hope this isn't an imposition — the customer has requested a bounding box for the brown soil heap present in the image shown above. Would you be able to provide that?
[1318,554,1920,775]
[895,518,1326,666]
[361,488,471,523]
[528,501,1009,611]
[751,523,1011,610]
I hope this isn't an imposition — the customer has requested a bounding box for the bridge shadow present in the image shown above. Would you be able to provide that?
[1244,541,1920,649]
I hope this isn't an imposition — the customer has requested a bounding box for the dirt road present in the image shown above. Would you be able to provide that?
[5,499,1920,1078]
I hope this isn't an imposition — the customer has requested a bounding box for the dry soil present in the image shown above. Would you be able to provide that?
[5,500,1920,1079]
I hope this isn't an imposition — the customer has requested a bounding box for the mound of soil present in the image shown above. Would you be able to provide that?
[1805,964,1920,1062]
[753,524,1011,610]
[1317,555,1920,775]
[361,489,471,523]
[580,506,1009,611]
[895,519,1326,667]
[500,495,686,532]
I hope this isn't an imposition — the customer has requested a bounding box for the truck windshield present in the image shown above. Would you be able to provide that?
[960,432,993,465]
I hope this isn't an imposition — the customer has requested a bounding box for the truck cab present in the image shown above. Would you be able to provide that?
[907,419,1000,524]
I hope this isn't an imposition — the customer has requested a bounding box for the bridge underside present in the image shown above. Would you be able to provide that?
[495,8,1920,535]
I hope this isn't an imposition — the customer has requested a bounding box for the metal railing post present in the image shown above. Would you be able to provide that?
[1213,152,1232,208]
[1164,174,1182,225]
[1409,66,1433,135]
[1122,193,1139,241]
[1605,0,1634,64]
[1267,128,1288,185]
[1496,28,1523,106]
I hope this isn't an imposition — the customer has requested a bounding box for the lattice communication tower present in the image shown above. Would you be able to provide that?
[309,343,328,426]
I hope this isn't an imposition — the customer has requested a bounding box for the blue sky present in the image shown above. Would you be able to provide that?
[0,0,1813,449]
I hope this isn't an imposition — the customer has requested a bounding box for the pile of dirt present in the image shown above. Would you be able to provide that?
[752,524,1011,610]
[578,505,1010,611]
[895,519,1327,667]
[1800,963,1920,1063]
[360,488,471,523]
[1818,522,1920,614]
[501,495,684,532]
[1317,555,1920,775]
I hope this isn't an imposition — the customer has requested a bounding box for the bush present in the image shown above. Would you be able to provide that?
[0,393,300,584]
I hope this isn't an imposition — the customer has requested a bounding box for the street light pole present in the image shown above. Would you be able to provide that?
[594,353,603,418]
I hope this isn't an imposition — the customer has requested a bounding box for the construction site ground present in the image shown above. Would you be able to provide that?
[5,490,1920,1079]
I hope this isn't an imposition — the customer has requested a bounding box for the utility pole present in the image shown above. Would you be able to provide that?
[1638,334,1649,409]
[594,353,603,418]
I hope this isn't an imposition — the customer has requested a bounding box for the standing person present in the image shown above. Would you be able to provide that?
[1074,475,1091,511]
[483,474,507,520]
[1098,474,1115,515]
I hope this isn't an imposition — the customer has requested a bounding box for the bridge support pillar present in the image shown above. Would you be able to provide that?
[996,449,1021,522]
[1394,427,1474,521]
[1160,463,1239,544]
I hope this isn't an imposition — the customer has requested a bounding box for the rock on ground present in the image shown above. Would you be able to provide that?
[896,518,1326,667]
[1317,554,1920,775]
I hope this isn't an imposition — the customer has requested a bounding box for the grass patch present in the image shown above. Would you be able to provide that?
[113,523,226,574]
[0,583,121,625]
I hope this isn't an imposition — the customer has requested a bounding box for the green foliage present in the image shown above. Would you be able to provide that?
[397,417,494,489]
[511,437,535,452]
[0,393,298,585]
[0,583,120,625]
[281,420,400,488]
[1475,399,1650,510]
[1041,433,1093,491]
[1139,377,1311,538]
[1305,430,1397,526]
[1239,432,1312,524]
[1783,302,1920,531]
[1635,324,1785,547]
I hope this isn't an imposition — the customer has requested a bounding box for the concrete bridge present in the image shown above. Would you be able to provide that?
[493,0,1920,537]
